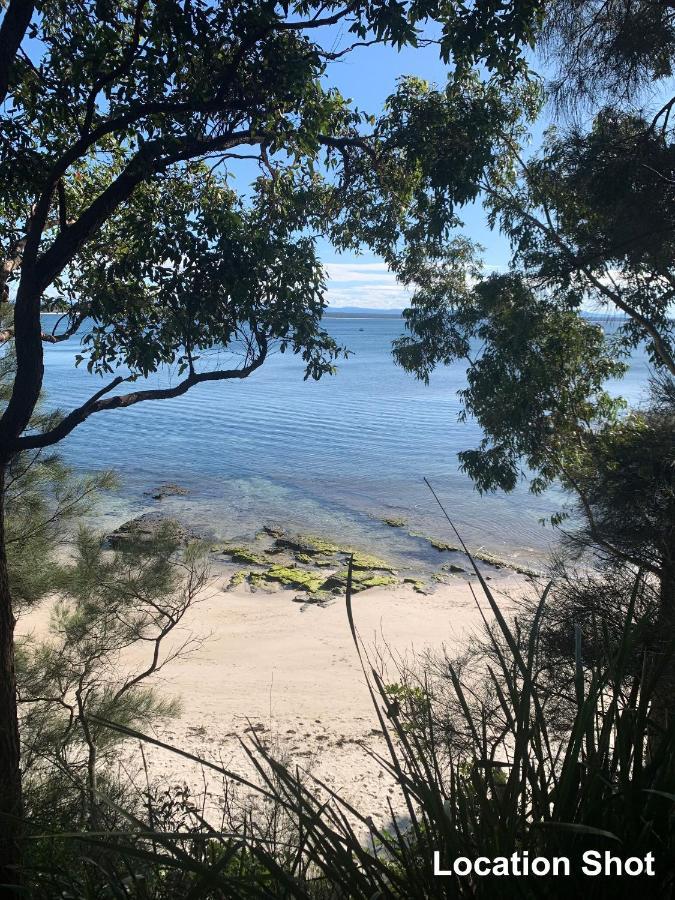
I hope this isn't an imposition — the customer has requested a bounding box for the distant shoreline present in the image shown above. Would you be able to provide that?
[323,307,639,321]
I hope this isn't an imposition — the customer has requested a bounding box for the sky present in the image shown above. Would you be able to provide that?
[19,14,520,313]
[317,28,675,312]
[316,25,519,309]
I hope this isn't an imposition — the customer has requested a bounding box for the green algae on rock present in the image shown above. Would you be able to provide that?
[274,533,345,556]
[381,517,407,528]
[349,571,398,592]
[228,570,249,588]
[294,552,314,564]
[257,565,327,593]
[220,528,408,595]
[471,550,541,577]
[350,552,397,574]
[322,568,398,593]
[248,572,282,591]
[222,546,270,566]
[294,551,335,567]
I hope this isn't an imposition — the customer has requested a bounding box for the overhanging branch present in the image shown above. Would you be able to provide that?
[11,338,268,452]
[34,128,255,294]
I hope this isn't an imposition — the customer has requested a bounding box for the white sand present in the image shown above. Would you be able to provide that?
[106,570,529,822]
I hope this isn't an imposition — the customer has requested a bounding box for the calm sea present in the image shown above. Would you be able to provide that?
[39,313,652,572]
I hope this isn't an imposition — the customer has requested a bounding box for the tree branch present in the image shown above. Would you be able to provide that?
[81,0,149,136]
[0,128,256,451]
[1,236,27,304]
[0,0,34,105]
[56,179,68,233]
[11,337,268,452]
[276,3,359,30]
[558,459,662,577]
[482,176,675,377]
[33,128,255,295]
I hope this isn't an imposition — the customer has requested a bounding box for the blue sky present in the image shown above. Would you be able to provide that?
[317,27,516,309]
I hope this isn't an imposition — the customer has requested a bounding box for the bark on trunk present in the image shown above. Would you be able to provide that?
[0,463,22,894]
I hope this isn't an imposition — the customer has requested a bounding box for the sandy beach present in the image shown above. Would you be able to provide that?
[94,566,532,824]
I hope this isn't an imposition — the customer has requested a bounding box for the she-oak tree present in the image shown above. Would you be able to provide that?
[0,0,542,885]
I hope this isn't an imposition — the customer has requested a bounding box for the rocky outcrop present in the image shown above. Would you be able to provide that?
[321,568,398,593]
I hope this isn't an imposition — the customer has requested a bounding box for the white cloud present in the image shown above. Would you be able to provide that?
[323,261,410,309]
[324,262,395,278]
[322,259,507,309]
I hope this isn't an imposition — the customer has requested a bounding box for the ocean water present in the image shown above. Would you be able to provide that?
[39,313,652,571]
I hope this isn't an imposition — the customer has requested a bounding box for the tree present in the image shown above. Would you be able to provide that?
[19,526,209,831]
[391,5,675,724]
[0,321,210,883]
[540,0,675,112]
[1,322,213,880]
[0,0,544,882]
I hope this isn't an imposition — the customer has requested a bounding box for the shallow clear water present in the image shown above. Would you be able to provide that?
[39,314,651,569]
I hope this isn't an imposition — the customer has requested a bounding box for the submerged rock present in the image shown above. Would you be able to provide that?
[261,523,285,538]
[107,513,202,548]
[471,550,541,578]
[409,531,462,552]
[145,482,190,501]
[381,517,407,528]
[429,539,461,552]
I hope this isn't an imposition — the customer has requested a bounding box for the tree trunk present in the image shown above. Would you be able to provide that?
[0,463,22,894]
